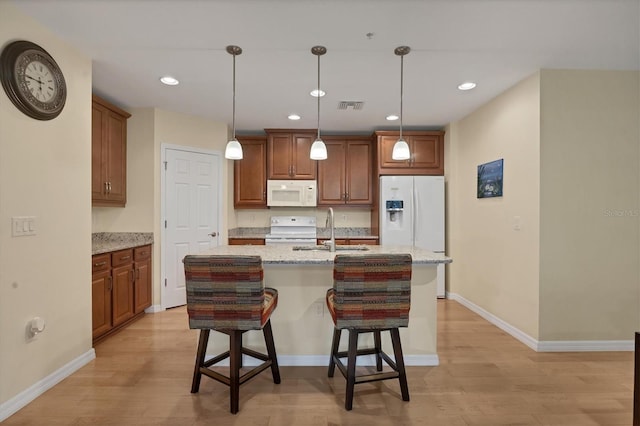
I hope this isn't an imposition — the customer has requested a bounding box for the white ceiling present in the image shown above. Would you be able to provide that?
[11,0,640,134]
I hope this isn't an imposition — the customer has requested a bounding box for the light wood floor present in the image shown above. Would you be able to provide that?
[4,300,633,425]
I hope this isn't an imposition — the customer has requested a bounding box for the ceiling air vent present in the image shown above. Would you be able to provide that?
[337,101,364,110]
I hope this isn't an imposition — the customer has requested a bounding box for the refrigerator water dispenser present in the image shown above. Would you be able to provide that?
[385,200,404,223]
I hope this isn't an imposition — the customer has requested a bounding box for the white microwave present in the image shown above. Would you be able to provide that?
[267,180,317,207]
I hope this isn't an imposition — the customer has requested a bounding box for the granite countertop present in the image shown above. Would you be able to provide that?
[92,232,154,255]
[197,244,450,265]
[228,227,378,239]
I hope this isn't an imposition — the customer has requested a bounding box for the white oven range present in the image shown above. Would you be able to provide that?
[264,216,317,246]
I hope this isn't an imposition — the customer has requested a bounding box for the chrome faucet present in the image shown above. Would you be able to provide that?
[324,207,336,252]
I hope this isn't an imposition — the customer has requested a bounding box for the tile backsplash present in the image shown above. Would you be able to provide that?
[235,207,371,228]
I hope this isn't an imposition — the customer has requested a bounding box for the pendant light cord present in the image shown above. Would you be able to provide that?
[317,52,321,140]
[399,53,404,141]
[232,52,236,140]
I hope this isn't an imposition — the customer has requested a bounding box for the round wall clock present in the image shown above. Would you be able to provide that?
[0,40,67,120]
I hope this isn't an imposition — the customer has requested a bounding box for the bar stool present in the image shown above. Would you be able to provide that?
[326,253,412,411]
[183,255,280,414]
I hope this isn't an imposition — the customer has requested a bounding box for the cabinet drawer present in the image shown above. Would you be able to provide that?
[112,249,133,267]
[92,253,111,273]
[134,245,151,260]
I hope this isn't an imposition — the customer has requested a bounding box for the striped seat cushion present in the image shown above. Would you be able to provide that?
[184,255,277,330]
[327,254,412,329]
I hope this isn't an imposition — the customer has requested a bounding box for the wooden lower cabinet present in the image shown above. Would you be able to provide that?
[228,238,265,245]
[91,255,112,340]
[134,246,152,314]
[112,262,134,327]
[92,244,152,343]
[317,238,378,245]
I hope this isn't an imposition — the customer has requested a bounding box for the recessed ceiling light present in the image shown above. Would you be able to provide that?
[310,89,325,97]
[458,82,476,91]
[386,114,399,121]
[288,114,301,120]
[160,76,179,86]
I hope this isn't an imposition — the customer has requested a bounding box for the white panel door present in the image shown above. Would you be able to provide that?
[164,148,220,309]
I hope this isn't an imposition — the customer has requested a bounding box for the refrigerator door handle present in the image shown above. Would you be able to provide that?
[413,181,418,246]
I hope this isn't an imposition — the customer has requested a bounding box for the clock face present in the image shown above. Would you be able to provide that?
[23,60,58,103]
[0,40,66,120]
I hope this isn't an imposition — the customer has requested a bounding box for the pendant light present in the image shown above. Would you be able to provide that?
[224,45,243,160]
[309,46,327,160]
[392,46,411,161]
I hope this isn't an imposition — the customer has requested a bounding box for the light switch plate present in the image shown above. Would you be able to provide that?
[11,216,36,237]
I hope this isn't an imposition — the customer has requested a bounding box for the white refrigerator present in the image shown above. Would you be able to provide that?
[379,176,446,298]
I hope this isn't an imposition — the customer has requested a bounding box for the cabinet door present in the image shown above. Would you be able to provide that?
[410,134,444,174]
[134,258,151,314]
[92,269,112,340]
[345,140,372,205]
[112,264,134,326]
[105,111,127,204]
[91,104,108,201]
[234,137,267,208]
[268,134,293,179]
[291,134,316,179]
[317,141,346,205]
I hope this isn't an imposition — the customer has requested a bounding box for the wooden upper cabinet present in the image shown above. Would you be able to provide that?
[234,136,267,208]
[92,95,131,206]
[266,129,317,179]
[375,130,444,175]
[317,140,345,204]
[318,137,372,206]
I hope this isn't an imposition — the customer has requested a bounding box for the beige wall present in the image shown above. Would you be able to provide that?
[447,73,541,339]
[0,2,93,407]
[539,70,640,340]
[448,69,640,343]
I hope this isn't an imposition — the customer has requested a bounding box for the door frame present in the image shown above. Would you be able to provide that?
[160,143,224,310]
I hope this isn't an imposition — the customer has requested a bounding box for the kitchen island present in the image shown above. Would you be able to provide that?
[196,244,451,366]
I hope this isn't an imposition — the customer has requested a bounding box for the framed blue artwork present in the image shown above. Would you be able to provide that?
[477,159,503,198]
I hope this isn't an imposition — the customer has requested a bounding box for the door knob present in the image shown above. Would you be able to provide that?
[209,232,218,237]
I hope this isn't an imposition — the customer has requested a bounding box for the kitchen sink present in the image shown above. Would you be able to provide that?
[292,245,370,251]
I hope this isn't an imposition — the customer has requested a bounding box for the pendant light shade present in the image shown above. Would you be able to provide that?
[392,46,411,161]
[225,45,243,160]
[392,138,410,160]
[310,46,327,160]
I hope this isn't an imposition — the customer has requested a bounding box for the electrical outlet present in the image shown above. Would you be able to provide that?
[314,301,324,317]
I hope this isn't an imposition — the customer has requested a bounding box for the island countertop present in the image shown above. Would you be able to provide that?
[198,244,451,265]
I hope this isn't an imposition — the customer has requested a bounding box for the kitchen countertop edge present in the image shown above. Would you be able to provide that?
[92,232,154,255]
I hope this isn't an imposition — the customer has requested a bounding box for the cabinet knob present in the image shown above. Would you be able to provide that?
[209,232,218,237]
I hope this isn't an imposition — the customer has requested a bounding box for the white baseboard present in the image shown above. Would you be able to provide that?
[0,349,95,422]
[447,292,634,352]
[208,354,439,367]
[145,304,165,314]
[537,340,634,352]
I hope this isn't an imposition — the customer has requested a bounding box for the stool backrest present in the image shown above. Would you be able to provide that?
[332,254,412,329]
[183,255,264,330]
